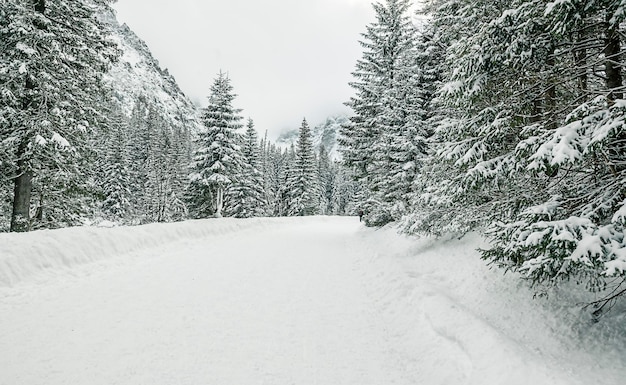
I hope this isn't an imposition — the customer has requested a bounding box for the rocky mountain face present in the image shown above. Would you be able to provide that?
[276,115,349,160]
[99,9,201,131]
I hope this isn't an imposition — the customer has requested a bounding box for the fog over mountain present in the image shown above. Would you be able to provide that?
[276,115,349,160]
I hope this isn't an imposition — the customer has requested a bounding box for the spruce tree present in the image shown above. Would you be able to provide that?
[118,96,192,224]
[100,107,132,223]
[259,131,276,215]
[317,146,335,215]
[286,119,319,216]
[187,72,244,218]
[165,125,191,221]
[0,0,117,231]
[480,0,626,310]
[340,0,425,225]
[145,116,171,222]
[265,143,290,216]
[126,97,153,223]
[412,0,626,310]
[226,119,267,217]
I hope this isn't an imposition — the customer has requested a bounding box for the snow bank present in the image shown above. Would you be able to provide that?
[1,217,625,384]
[351,227,626,385]
[0,217,292,287]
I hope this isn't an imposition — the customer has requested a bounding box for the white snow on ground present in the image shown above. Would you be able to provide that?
[0,216,625,384]
[0,218,287,287]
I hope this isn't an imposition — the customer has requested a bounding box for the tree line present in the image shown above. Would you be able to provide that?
[0,0,358,233]
[185,72,359,220]
[341,0,626,314]
[4,0,624,313]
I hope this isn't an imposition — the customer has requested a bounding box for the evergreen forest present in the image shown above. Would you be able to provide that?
[1,0,626,312]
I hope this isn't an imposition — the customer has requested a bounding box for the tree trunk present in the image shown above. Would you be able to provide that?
[603,13,625,175]
[215,186,223,218]
[10,146,33,232]
[11,54,35,232]
[604,18,622,101]
[544,45,557,130]
[574,26,588,95]
[9,0,46,232]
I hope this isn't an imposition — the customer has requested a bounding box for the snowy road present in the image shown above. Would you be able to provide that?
[1,218,407,384]
[1,217,625,384]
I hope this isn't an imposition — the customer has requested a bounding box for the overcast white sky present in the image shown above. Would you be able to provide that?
[112,0,375,138]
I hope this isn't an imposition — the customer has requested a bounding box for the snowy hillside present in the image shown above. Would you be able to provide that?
[99,9,201,130]
[1,217,625,384]
[276,115,349,160]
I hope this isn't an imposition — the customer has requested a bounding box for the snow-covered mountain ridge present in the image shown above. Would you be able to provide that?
[276,115,349,160]
[99,9,201,131]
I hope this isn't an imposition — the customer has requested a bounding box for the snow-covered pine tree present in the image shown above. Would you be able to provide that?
[340,0,424,226]
[414,0,626,311]
[405,0,529,237]
[332,165,362,216]
[259,131,276,215]
[186,72,244,218]
[0,0,117,231]
[398,21,463,236]
[226,118,267,217]
[317,145,334,215]
[265,142,291,216]
[118,95,192,224]
[276,144,296,216]
[480,0,626,312]
[126,97,153,223]
[286,118,319,216]
[100,106,132,223]
[416,0,619,236]
[164,124,191,222]
[145,115,172,222]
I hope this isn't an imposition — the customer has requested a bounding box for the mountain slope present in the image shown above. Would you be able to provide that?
[99,9,201,130]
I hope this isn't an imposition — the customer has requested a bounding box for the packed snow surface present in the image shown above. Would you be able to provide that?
[1,217,625,384]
